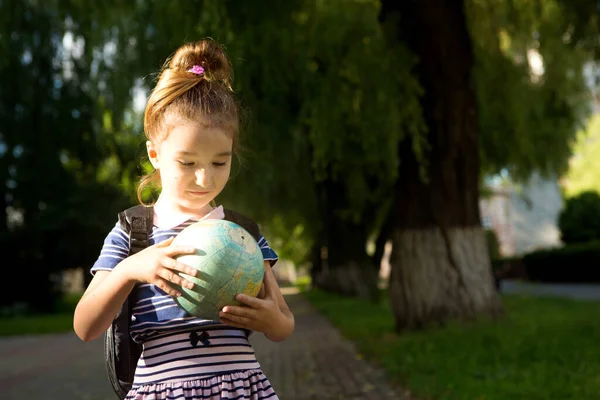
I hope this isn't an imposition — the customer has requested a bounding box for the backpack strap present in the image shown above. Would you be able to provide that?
[223,209,260,242]
[119,205,154,255]
[106,205,154,399]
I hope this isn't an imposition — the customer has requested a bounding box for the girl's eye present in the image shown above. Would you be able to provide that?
[213,162,227,167]
[177,160,194,167]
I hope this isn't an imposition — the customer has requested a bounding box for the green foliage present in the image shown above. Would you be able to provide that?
[4,0,422,274]
[201,0,424,262]
[558,190,600,244]
[0,292,80,335]
[523,240,600,282]
[468,0,591,182]
[4,0,600,297]
[0,0,136,310]
[306,290,600,400]
[563,113,600,197]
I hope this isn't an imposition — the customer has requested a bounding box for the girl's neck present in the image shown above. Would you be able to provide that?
[155,196,214,220]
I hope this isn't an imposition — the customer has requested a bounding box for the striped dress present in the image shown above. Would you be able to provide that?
[91,206,279,400]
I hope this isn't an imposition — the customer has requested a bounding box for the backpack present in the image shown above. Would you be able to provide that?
[104,205,260,399]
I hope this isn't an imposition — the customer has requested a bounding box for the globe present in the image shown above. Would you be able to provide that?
[171,219,265,320]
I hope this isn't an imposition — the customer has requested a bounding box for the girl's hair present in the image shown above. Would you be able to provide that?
[137,39,239,204]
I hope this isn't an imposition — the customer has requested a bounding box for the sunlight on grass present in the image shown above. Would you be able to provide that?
[0,314,75,336]
[304,290,600,400]
[0,293,81,337]
[294,275,312,292]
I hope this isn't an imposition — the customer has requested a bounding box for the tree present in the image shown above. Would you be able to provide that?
[213,0,426,299]
[378,0,594,329]
[379,0,503,329]
[33,1,426,301]
[9,0,591,319]
[0,0,138,310]
[104,0,590,311]
[563,114,600,197]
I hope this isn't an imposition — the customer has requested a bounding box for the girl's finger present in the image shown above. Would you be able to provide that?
[162,256,198,277]
[166,245,197,257]
[219,316,247,329]
[221,305,253,318]
[219,312,250,325]
[155,278,182,297]
[158,268,195,290]
[234,293,262,309]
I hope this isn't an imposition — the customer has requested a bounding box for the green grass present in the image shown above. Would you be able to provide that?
[304,290,600,400]
[0,314,76,336]
[294,275,312,292]
[0,293,81,337]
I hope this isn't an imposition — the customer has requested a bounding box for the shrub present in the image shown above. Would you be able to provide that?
[559,191,600,245]
[522,241,600,283]
[492,257,528,280]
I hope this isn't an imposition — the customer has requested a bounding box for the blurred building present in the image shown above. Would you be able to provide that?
[479,172,563,257]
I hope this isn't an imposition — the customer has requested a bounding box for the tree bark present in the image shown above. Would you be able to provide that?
[380,0,502,330]
[372,211,393,276]
[315,217,379,300]
[311,179,379,300]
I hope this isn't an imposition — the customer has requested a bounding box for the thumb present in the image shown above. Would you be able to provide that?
[153,236,175,247]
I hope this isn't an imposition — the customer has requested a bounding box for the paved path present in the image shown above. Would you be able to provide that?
[0,331,113,400]
[0,289,405,400]
[251,289,404,399]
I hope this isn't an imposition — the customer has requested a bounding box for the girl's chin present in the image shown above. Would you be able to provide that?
[161,193,216,211]
[181,197,214,210]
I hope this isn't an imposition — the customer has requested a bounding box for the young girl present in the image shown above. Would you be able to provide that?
[73,39,294,400]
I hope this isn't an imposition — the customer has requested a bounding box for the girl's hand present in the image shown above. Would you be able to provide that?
[118,236,198,297]
[219,263,295,341]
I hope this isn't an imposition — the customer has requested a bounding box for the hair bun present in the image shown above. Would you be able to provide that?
[169,39,233,84]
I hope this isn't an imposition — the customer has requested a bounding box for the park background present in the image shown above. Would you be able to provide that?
[3,1,600,399]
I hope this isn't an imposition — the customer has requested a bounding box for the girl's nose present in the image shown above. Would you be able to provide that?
[195,168,211,187]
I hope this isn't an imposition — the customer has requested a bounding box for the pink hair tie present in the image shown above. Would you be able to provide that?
[187,65,205,75]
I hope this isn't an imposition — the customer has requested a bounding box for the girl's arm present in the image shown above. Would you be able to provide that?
[74,236,198,342]
[261,262,294,342]
[73,267,136,342]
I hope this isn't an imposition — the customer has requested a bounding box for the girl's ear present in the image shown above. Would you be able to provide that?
[147,141,159,169]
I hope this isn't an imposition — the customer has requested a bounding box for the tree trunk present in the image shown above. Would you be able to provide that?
[379,0,502,330]
[315,217,379,300]
[311,179,379,300]
[372,212,393,276]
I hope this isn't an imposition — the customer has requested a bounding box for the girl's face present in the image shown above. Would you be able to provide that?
[147,120,233,215]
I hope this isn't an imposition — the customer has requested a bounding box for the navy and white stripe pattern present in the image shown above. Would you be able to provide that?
[125,369,277,399]
[133,329,260,385]
[91,213,279,399]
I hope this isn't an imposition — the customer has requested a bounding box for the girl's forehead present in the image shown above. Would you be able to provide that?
[159,121,233,153]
